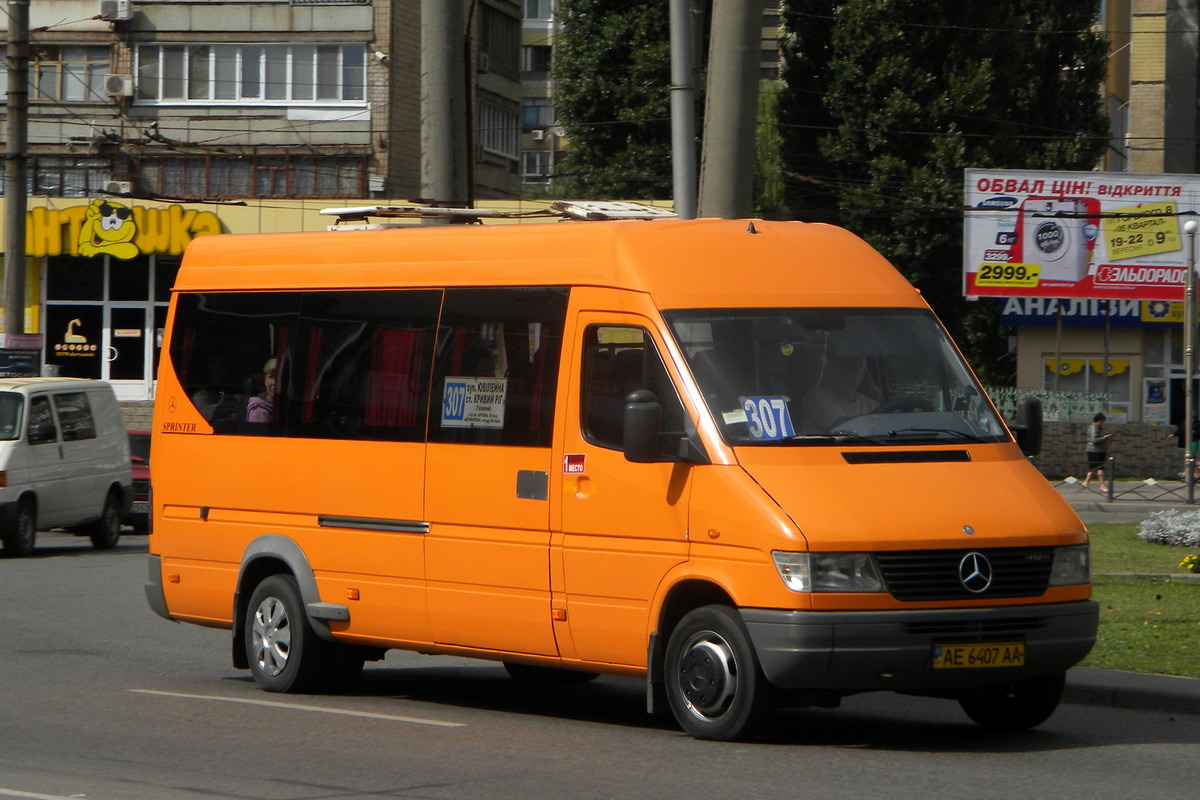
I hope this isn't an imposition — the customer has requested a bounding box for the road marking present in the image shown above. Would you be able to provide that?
[128,689,466,727]
[0,788,88,800]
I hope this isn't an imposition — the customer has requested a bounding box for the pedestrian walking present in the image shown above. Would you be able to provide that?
[1081,412,1112,491]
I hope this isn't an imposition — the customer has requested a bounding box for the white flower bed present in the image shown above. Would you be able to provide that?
[1137,509,1200,547]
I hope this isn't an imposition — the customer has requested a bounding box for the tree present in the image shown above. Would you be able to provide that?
[780,0,1109,384]
[552,0,677,198]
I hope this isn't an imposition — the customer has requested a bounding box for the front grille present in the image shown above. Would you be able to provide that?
[133,479,150,500]
[876,548,1055,601]
[903,616,1047,640]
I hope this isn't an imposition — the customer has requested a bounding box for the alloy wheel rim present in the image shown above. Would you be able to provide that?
[252,596,291,676]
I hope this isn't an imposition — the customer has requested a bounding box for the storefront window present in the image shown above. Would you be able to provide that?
[47,257,104,301]
[109,257,150,301]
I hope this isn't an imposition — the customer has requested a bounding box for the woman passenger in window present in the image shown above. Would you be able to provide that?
[247,358,277,423]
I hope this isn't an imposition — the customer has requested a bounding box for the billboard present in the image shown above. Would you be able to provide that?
[964,169,1194,300]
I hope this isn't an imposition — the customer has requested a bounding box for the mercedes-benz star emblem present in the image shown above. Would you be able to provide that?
[958,552,993,593]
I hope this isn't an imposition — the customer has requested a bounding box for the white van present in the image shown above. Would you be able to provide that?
[0,378,132,557]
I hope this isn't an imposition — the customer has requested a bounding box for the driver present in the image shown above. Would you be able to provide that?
[803,354,875,432]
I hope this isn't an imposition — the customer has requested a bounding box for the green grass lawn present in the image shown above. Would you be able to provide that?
[1083,522,1200,678]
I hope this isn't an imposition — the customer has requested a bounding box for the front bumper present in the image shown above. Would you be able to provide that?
[740,600,1099,692]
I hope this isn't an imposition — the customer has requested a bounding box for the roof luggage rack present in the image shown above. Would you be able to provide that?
[319,201,675,229]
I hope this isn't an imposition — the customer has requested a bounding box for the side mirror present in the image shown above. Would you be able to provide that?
[623,389,662,463]
[1011,396,1043,456]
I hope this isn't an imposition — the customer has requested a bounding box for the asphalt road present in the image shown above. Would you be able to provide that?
[1,531,1198,800]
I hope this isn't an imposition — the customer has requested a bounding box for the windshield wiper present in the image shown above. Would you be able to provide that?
[884,427,987,443]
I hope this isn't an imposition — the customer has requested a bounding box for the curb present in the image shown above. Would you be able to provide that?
[1065,667,1200,716]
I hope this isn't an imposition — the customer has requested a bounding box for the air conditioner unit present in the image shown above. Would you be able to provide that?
[477,52,491,74]
[104,74,134,97]
[98,0,133,22]
[103,180,132,195]
[530,129,545,141]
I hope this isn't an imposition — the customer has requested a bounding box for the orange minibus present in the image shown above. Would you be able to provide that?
[145,208,1096,740]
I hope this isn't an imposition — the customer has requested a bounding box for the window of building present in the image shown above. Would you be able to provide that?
[134,155,365,198]
[521,45,552,79]
[522,96,553,126]
[478,102,519,160]
[28,157,111,197]
[521,150,553,184]
[479,4,520,79]
[27,45,109,102]
[136,44,366,104]
[525,0,553,20]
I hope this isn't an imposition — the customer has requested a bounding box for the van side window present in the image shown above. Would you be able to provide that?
[52,392,97,441]
[582,325,686,456]
[0,392,22,440]
[289,290,440,441]
[429,288,568,447]
[26,396,57,445]
[171,292,301,433]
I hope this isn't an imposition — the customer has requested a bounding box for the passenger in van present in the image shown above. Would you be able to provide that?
[191,354,244,421]
[804,354,876,431]
[247,358,277,423]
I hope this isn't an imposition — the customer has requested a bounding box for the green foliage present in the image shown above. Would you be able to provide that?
[552,0,675,198]
[780,1,1109,384]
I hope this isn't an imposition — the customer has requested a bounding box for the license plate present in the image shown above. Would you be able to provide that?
[131,502,150,514]
[932,642,1025,669]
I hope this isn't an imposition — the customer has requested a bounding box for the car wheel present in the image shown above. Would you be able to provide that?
[245,574,330,693]
[86,493,122,550]
[664,605,774,741]
[1,502,37,558]
[503,662,600,683]
[958,672,1065,731]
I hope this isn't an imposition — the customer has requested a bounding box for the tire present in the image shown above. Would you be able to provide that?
[958,672,1065,731]
[1,502,37,558]
[503,662,600,684]
[85,493,122,550]
[245,574,331,693]
[664,605,775,741]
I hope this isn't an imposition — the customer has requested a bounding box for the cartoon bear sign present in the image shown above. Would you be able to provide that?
[77,199,139,260]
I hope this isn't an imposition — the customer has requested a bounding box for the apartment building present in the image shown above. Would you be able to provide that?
[0,0,522,401]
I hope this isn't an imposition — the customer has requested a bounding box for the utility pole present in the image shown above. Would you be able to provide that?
[420,0,469,212]
[3,0,30,335]
[669,0,699,220]
[697,0,763,219]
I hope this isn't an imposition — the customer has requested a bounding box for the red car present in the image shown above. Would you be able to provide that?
[127,430,151,533]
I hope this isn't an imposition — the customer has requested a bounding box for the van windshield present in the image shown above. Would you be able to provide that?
[665,308,1008,446]
[0,392,22,441]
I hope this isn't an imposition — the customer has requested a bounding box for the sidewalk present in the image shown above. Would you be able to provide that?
[1050,478,1200,715]
[1056,478,1200,524]
[1065,667,1200,716]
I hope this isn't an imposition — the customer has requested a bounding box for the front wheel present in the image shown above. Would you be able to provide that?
[245,574,331,693]
[86,493,122,550]
[958,672,1065,731]
[1,502,37,558]
[664,605,775,741]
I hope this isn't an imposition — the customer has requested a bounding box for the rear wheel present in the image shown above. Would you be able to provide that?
[664,605,774,741]
[958,672,1065,731]
[85,493,122,550]
[245,574,331,693]
[1,502,37,558]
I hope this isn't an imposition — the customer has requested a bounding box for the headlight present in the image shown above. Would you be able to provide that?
[1049,544,1090,585]
[772,551,885,593]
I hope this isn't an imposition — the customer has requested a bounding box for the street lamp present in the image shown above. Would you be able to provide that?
[1185,219,1197,503]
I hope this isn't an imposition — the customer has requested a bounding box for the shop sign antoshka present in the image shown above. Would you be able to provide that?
[26,200,222,372]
